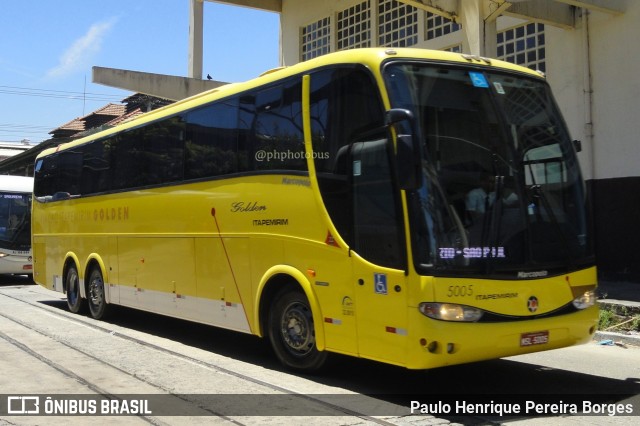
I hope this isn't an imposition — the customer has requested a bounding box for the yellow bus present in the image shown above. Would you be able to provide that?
[33,48,597,371]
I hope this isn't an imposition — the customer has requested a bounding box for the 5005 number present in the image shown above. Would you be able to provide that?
[447,285,474,297]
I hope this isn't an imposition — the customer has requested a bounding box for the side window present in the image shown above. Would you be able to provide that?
[144,116,185,185]
[34,157,56,199]
[34,151,82,200]
[524,144,565,185]
[111,130,143,190]
[310,68,385,174]
[309,66,403,268]
[56,150,82,198]
[111,116,186,190]
[310,67,386,246]
[186,98,240,179]
[253,81,306,171]
[81,140,111,195]
[35,79,308,202]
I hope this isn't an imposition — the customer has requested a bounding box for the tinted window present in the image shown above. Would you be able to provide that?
[309,67,387,245]
[309,66,403,268]
[34,157,56,199]
[80,141,111,195]
[186,98,239,179]
[310,67,385,174]
[57,150,82,197]
[253,81,306,171]
[108,116,187,190]
[35,76,309,202]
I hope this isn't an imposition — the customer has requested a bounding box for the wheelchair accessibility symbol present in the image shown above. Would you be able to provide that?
[374,273,388,295]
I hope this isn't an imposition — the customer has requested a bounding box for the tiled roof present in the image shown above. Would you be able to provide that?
[48,117,86,139]
[49,96,174,139]
[55,118,85,132]
[105,107,144,126]
[49,103,126,138]
[93,103,126,116]
[83,103,126,130]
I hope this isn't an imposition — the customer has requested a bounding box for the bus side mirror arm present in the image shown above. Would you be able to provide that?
[573,139,582,153]
[386,109,422,191]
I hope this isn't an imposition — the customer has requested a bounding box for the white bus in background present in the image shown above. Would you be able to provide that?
[0,175,33,276]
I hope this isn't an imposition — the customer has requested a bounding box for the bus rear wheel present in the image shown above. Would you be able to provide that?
[87,268,110,320]
[268,288,327,372]
[65,265,84,314]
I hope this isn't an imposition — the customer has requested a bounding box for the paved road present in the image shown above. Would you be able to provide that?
[0,278,638,425]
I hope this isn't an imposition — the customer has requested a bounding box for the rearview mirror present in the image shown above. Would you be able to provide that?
[573,139,582,153]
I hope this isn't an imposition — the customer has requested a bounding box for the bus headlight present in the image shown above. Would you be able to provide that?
[0,253,8,258]
[572,290,596,310]
[419,303,483,322]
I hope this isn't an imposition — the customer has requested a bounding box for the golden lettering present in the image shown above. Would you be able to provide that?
[92,206,130,221]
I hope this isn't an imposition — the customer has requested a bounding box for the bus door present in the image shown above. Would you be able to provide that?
[304,67,408,364]
[350,138,409,365]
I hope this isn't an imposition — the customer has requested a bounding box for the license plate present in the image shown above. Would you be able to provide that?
[520,331,549,347]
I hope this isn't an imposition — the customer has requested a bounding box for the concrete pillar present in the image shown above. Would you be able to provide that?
[483,12,497,59]
[93,67,226,101]
[459,0,497,58]
[189,0,204,79]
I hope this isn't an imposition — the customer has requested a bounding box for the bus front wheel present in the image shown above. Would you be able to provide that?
[87,267,110,320]
[268,288,327,372]
[65,265,84,314]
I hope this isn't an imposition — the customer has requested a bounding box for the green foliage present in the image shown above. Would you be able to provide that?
[598,308,615,330]
[632,316,640,331]
[598,304,640,331]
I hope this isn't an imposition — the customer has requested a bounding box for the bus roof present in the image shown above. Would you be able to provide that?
[0,175,34,193]
[37,48,543,159]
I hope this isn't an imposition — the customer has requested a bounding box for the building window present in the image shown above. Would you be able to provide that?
[378,0,418,47]
[497,22,546,72]
[425,11,460,40]
[301,17,331,61]
[444,44,462,53]
[337,1,371,50]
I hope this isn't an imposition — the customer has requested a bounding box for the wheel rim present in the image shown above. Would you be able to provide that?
[88,273,104,309]
[279,301,314,356]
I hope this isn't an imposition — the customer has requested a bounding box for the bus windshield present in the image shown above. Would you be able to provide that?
[0,192,31,252]
[384,62,592,277]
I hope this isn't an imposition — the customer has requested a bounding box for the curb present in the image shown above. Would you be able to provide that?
[595,299,640,347]
[593,330,640,347]
[598,299,640,315]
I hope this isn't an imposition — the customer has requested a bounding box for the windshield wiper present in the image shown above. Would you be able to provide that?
[481,172,507,274]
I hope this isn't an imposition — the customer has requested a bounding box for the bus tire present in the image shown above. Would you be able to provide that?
[87,267,110,320]
[268,288,327,372]
[65,265,84,314]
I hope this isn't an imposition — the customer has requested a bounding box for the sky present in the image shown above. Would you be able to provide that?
[0,0,280,144]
